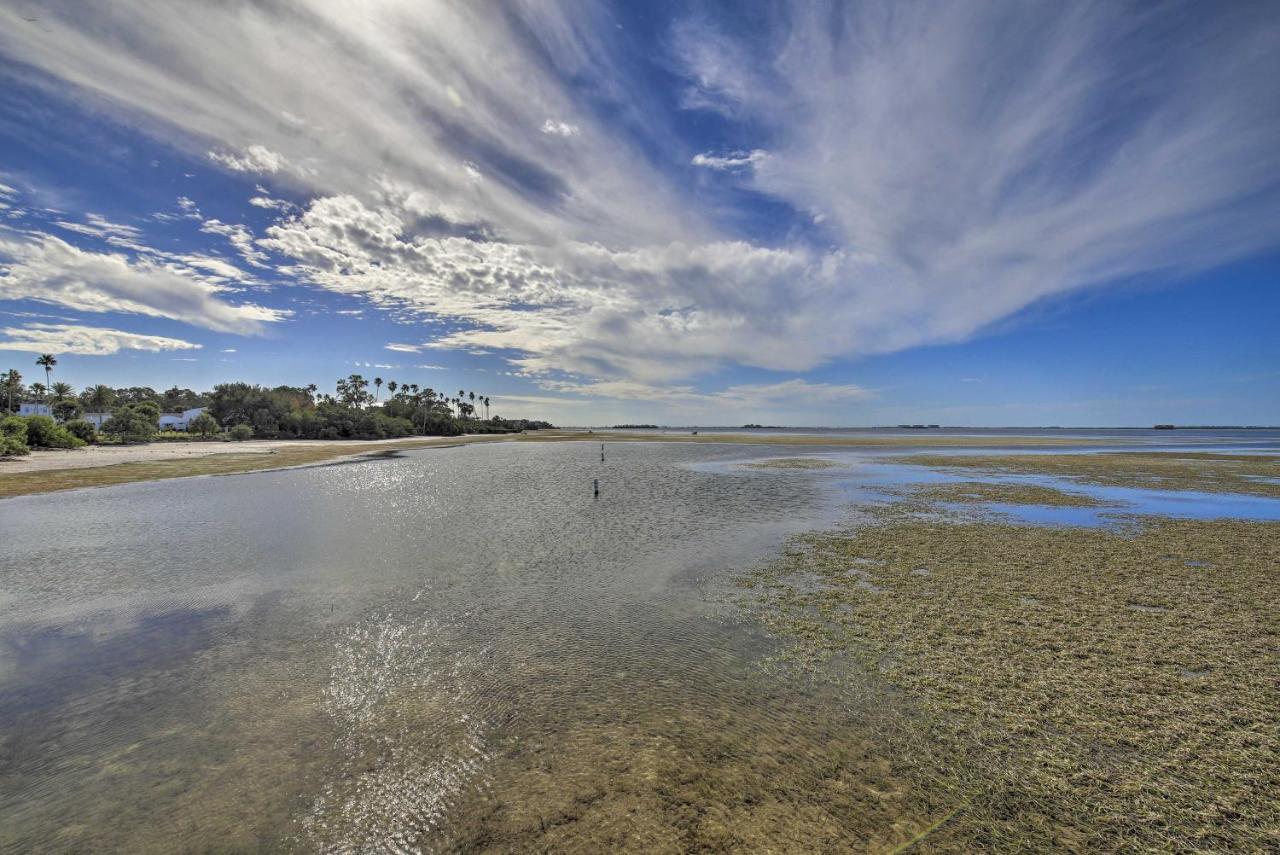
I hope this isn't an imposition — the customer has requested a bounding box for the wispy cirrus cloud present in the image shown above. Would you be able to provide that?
[0,0,1277,405]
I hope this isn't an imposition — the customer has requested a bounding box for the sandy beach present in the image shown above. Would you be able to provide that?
[0,435,459,474]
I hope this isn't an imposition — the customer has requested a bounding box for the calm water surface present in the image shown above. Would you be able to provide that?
[0,442,901,852]
[2,437,1275,851]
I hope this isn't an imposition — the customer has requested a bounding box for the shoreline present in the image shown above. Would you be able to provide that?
[0,429,1236,500]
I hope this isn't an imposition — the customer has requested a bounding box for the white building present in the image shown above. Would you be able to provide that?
[158,407,208,431]
[17,402,52,417]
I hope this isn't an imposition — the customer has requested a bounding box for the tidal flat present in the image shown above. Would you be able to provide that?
[741,461,1280,851]
[2,439,1277,852]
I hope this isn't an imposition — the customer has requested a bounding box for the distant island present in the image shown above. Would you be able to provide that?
[613,424,660,429]
[898,424,941,429]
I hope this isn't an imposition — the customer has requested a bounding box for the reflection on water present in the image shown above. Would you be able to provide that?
[2,439,1274,851]
[0,442,887,851]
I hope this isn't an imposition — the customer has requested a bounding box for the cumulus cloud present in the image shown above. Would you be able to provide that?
[0,232,283,333]
[0,322,201,355]
[208,145,289,175]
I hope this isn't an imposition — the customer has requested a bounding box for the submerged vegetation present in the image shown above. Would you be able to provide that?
[893,451,1280,497]
[746,457,841,470]
[740,477,1279,851]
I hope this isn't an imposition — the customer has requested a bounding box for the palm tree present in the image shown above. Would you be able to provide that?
[4,369,21,412]
[85,384,115,413]
[36,354,56,399]
[51,382,74,401]
[30,382,47,403]
[374,377,383,403]
[387,380,398,397]
[484,396,491,419]
[469,391,475,414]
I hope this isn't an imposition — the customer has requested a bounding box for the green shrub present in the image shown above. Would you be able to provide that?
[228,423,254,441]
[102,403,159,443]
[23,415,85,449]
[63,419,97,444]
[1,415,30,456]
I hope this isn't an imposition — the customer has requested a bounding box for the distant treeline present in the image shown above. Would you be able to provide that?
[2,366,553,453]
[612,424,660,429]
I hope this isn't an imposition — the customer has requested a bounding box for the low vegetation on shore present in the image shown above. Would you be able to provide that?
[739,473,1279,851]
[2,361,552,456]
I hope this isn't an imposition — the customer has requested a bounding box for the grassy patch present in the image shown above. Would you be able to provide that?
[892,451,1280,497]
[746,457,841,470]
[886,480,1115,507]
[743,502,1280,851]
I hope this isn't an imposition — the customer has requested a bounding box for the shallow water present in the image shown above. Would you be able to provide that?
[1,439,1274,851]
[0,442,910,852]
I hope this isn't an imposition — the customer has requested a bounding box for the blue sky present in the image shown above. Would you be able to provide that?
[1,0,1277,426]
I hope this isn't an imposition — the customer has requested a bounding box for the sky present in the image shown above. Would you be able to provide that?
[0,0,1277,427]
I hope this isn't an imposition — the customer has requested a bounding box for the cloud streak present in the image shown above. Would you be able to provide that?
[0,322,201,355]
[0,0,1277,399]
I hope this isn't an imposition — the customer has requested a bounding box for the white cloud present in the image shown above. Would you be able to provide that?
[208,145,289,175]
[220,348,237,353]
[0,232,283,334]
[248,195,294,212]
[2,1,1277,401]
[0,322,201,355]
[541,119,580,137]
[690,150,767,171]
[384,343,422,353]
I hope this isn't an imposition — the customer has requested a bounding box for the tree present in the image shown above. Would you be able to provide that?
[4,369,21,412]
[52,400,82,422]
[336,374,371,407]
[36,354,56,399]
[188,411,221,437]
[82,384,116,413]
[469,391,475,415]
[374,377,383,403]
[387,380,398,397]
[51,382,74,401]
[484,396,491,419]
[30,382,46,403]
[228,423,254,441]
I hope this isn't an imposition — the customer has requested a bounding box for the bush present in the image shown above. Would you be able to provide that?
[1,415,30,456]
[228,423,254,441]
[22,415,85,449]
[63,419,97,444]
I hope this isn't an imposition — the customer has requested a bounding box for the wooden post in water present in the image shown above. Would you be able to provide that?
[601,443,605,462]
[593,478,599,498]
